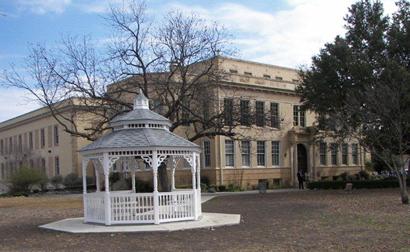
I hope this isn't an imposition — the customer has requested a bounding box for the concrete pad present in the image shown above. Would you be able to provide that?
[39,213,240,233]
[201,195,215,203]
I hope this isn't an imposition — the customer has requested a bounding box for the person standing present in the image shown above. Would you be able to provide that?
[297,170,304,189]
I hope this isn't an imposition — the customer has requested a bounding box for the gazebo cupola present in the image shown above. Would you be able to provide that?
[79,89,202,225]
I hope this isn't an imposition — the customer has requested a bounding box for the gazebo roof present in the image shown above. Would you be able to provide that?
[80,128,198,152]
[80,89,199,155]
[111,109,170,125]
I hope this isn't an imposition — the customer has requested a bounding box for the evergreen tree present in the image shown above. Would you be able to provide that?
[298,0,410,204]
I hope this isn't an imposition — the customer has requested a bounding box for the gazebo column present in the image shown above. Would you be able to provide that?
[196,153,201,216]
[191,153,199,220]
[152,151,160,224]
[131,170,136,193]
[171,156,176,191]
[82,159,88,223]
[95,165,100,192]
[103,153,111,225]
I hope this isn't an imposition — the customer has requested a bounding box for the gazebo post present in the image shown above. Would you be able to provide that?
[95,165,100,192]
[191,152,198,220]
[196,152,201,216]
[171,156,176,191]
[82,159,88,223]
[131,170,136,193]
[152,151,160,224]
[103,153,111,225]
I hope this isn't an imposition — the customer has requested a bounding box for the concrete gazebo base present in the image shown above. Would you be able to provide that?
[39,212,240,233]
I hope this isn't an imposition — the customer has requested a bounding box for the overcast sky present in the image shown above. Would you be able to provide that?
[0,0,398,122]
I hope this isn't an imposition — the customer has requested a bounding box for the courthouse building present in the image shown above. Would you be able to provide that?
[0,57,367,192]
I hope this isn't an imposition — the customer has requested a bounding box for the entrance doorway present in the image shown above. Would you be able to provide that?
[297,144,308,175]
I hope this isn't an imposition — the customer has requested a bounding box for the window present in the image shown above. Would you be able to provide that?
[54,125,59,146]
[9,162,14,176]
[40,128,45,148]
[41,158,46,174]
[18,135,22,152]
[263,74,271,79]
[181,99,190,126]
[272,141,280,166]
[300,109,306,127]
[29,159,34,168]
[203,141,211,167]
[330,143,338,165]
[225,140,234,167]
[319,142,327,165]
[257,141,266,166]
[224,98,233,126]
[0,139,3,155]
[292,79,299,83]
[9,137,12,153]
[244,71,252,76]
[1,163,4,179]
[342,144,349,165]
[293,105,306,127]
[202,100,209,121]
[29,132,33,150]
[352,144,358,165]
[255,101,265,127]
[241,141,251,167]
[270,102,280,128]
[229,69,238,74]
[275,76,283,81]
[240,100,250,126]
[55,156,60,175]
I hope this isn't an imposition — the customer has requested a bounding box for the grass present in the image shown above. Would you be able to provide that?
[0,189,409,251]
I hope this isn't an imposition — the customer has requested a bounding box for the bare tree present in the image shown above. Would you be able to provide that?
[1,1,248,191]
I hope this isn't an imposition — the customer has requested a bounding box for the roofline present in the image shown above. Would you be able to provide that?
[106,56,299,89]
[216,56,299,72]
[0,98,80,131]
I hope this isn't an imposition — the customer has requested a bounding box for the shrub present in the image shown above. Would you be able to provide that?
[200,176,210,186]
[227,183,242,192]
[200,183,208,191]
[63,173,82,189]
[365,160,374,171]
[109,173,121,185]
[307,181,345,190]
[9,167,48,194]
[307,179,410,190]
[358,170,370,180]
[133,179,152,192]
[339,172,348,181]
[208,185,216,193]
[217,185,226,192]
[123,177,152,192]
[50,175,63,188]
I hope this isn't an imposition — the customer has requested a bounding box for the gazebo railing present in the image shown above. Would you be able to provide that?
[158,190,194,222]
[110,192,155,224]
[84,192,105,224]
[84,190,195,225]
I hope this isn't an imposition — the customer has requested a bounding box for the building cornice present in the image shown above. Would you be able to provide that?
[218,81,298,97]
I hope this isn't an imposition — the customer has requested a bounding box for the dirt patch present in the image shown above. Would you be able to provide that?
[0,189,409,252]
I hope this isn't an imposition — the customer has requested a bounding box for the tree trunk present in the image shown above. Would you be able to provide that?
[399,176,409,204]
[158,162,170,192]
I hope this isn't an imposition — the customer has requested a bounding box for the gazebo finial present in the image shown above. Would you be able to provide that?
[133,88,149,110]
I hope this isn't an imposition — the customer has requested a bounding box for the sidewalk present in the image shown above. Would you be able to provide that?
[202,188,300,197]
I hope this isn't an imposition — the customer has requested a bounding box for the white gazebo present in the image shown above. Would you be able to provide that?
[79,90,201,225]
